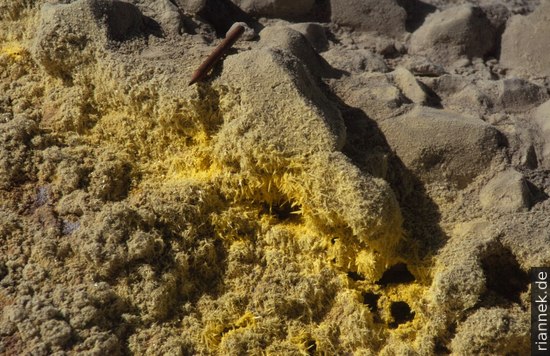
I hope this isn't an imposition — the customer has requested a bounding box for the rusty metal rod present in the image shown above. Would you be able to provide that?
[188,24,245,86]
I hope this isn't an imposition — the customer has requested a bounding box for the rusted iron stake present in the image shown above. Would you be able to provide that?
[188,24,245,86]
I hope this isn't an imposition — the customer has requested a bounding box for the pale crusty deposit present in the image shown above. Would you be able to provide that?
[1,0,549,355]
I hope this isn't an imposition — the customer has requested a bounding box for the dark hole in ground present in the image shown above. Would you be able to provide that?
[347,271,365,281]
[376,263,415,285]
[480,246,529,305]
[389,301,415,328]
[526,180,549,206]
[263,201,301,221]
[362,292,380,312]
[306,339,316,355]
[434,342,451,354]
[434,321,457,354]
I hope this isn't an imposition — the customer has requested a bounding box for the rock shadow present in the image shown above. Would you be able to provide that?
[323,86,447,258]
[396,0,437,33]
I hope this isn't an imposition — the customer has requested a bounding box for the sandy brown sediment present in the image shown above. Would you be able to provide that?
[1,0,549,354]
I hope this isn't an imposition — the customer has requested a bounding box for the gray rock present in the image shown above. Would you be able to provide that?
[288,23,328,52]
[501,1,550,77]
[321,48,388,73]
[33,2,101,78]
[496,78,548,112]
[176,0,254,35]
[479,169,533,213]
[259,26,329,77]
[330,73,405,122]
[447,84,492,117]
[391,67,427,104]
[409,5,496,66]
[142,0,184,36]
[443,78,548,116]
[403,58,446,77]
[330,0,406,37]
[100,0,146,41]
[231,0,315,20]
[379,107,503,187]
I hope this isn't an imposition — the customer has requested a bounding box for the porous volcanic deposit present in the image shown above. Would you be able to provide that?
[1,0,549,354]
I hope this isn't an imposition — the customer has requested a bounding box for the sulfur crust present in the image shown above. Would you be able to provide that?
[0,1,435,354]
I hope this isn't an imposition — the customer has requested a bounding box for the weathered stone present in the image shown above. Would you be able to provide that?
[330,0,407,37]
[379,107,503,187]
[288,23,328,52]
[447,84,492,116]
[142,0,184,36]
[259,26,329,77]
[403,58,446,77]
[501,1,550,77]
[496,78,548,112]
[231,0,315,20]
[409,5,496,66]
[330,73,405,122]
[479,169,533,213]
[392,67,427,104]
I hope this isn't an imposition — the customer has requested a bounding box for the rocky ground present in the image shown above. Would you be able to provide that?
[1,0,549,354]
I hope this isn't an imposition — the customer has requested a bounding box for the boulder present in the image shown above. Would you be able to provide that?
[500,1,550,77]
[329,73,405,122]
[100,0,146,41]
[231,0,315,20]
[447,84,492,117]
[258,26,330,77]
[142,0,184,36]
[379,107,503,187]
[287,23,328,52]
[446,78,548,116]
[330,0,407,37]
[479,169,533,213]
[409,5,496,66]
[496,78,548,112]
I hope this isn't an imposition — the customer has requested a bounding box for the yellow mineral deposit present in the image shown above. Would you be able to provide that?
[2,0,536,355]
